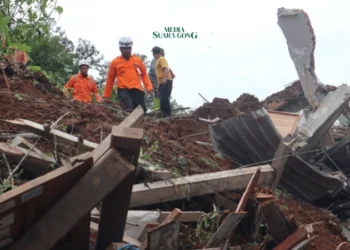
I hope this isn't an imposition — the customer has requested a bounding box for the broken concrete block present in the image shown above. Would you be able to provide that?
[277,7,319,108]
[294,84,350,153]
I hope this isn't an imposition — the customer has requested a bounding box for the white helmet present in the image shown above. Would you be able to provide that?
[119,36,133,48]
[78,59,89,68]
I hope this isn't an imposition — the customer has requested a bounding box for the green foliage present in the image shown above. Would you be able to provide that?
[134,52,150,70]
[0,0,63,44]
[29,27,75,87]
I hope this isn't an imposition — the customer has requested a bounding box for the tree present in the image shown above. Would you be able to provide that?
[29,27,75,87]
[74,38,104,72]
[0,0,63,44]
[134,53,150,70]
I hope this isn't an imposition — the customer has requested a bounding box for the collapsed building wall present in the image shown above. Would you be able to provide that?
[277,7,319,108]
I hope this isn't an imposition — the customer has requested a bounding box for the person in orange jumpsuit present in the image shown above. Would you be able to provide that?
[64,60,102,103]
[102,36,153,113]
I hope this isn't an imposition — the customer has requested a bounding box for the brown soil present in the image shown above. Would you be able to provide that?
[0,78,125,154]
[0,75,346,249]
[143,117,235,176]
[193,94,262,120]
[279,198,347,250]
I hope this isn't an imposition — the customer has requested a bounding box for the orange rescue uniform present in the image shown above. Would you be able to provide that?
[103,55,153,98]
[64,74,101,103]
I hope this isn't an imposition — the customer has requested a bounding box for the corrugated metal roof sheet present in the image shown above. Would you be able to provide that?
[209,108,343,201]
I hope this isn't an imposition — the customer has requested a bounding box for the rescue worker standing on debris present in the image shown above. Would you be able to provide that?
[64,60,102,103]
[102,36,153,113]
[149,52,160,111]
[152,46,173,117]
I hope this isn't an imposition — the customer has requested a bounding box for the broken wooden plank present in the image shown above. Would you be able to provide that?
[92,105,144,164]
[0,133,40,140]
[147,220,180,250]
[91,210,204,224]
[236,167,261,212]
[158,211,204,223]
[131,165,275,208]
[261,201,292,245]
[273,224,314,250]
[1,119,98,151]
[215,194,237,210]
[11,136,43,155]
[70,214,90,250]
[0,152,92,249]
[205,167,262,248]
[8,149,134,250]
[0,143,55,177]
[205,212,246,248]
[271,135,294,190]
[96,125,143,250]
[160,208,182,225]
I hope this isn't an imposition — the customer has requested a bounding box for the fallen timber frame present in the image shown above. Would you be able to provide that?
[0,152,93,249]
[1,118,98,151]
[8,149,134,250]
[130,164,275,208]
[6,106,145,250]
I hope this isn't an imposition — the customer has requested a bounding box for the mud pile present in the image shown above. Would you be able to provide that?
[193,94,262,120]
[0,78,125,144]
[143,118,235,176]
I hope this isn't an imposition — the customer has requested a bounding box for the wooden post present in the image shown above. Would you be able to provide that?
[205,167,262,248]
[70,213,91,250]
[271,135,294,190]
[8,149,134,250]
[95,107,144,250]
[261,201,292,245]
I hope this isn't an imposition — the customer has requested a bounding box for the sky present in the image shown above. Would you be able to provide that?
[58,0,350,108]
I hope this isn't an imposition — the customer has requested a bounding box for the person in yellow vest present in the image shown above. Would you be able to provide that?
[152,46,173,117]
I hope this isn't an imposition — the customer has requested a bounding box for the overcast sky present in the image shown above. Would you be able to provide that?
[58,0,350,108]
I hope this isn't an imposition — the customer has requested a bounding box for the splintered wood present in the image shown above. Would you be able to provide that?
[205,167,262,248]
[1,118,98,151]
[96,106,144,250]
[0,152,93,249]
[8,149,134,250]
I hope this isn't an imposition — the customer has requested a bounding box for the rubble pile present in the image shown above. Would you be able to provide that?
[1,5,350,247]
[193,94,262,120]
[0,73,350,249]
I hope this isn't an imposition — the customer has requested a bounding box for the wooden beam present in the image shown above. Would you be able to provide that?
[11,135,43,155]
[261,201,292,245]
[0,143,55,177]
[158,211,204,223]
[235,167,261,212]
[1,119,98,151]
[271,135,294,190]
[70,214,90,250]
[215,194,237,210]
[147,220,180,250]
[91,210,204,224]
[130,165,275,208]
[205,167,262,248]
[8,149,134,250]
[0,152,92,249]
[273,224,314,250]
[96,125,143,250]
[92,105,144,164]
[204,212,246,248]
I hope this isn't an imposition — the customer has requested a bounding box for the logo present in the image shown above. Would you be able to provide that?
[153,27,198,39]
